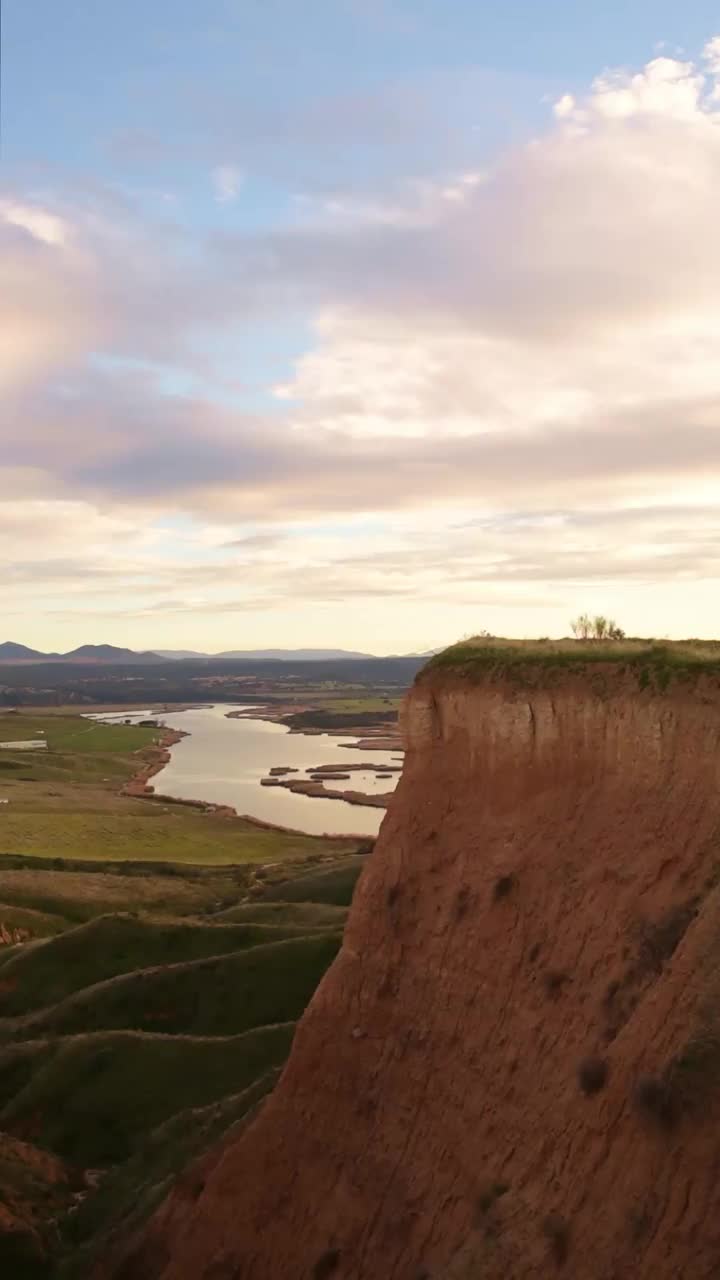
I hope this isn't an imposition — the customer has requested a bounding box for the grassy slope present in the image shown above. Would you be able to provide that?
[257,855,366,905]
[216,900,348,928]
[0,913,337,1016]
[4,931,342,1041]
[60,1071,280,1278]
[0,1026,295,1165]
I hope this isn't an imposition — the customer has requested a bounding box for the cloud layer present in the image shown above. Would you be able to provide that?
[3,40,720,648]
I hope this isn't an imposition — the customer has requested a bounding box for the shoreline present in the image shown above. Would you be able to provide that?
[121,726,373,842]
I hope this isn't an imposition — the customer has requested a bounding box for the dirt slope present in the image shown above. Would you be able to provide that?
[103,662,720,1279]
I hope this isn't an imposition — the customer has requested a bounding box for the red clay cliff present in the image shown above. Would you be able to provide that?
[103,657,720,1279]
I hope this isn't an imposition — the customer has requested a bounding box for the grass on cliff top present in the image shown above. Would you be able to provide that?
[0,1024,295,1165]
[425,637,720,684]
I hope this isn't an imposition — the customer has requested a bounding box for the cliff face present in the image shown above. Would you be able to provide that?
[108,666,720,1280]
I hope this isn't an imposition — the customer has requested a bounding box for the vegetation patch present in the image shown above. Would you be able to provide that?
[476,1181,510,1218]
[493,873,516,901]
[542,1214,570,1267]
[577,1056,609,1095]
[424,636,720,692]
[636,1027,720,1131]
[313,1248,341,1279]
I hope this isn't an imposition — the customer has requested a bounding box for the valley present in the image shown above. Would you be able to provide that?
[0,662,405,1273]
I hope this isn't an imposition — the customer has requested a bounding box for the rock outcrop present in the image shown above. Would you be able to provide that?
[102,654,720,1279]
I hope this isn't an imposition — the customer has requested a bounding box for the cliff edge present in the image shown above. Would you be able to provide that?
[105,641,720,1279]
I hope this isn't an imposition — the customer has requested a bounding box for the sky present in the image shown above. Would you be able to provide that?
[2,1,720,655]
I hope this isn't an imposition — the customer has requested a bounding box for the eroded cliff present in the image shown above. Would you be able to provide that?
[106,650,720,1279]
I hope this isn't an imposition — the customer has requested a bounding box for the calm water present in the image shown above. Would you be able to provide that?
[95,705,402,836]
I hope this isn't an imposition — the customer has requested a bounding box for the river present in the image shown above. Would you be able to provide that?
[94,705,402,837]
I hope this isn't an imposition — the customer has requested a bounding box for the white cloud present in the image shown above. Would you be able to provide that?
[703,36,720,74]
[211,164,244,203]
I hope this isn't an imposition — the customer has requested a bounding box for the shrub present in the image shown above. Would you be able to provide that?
[314,1249,340,1279]
[638,902,697,974]
[543,970,569,998]
[634,1076,677,1130]
[577,1056,609,1095]
[493,873,516,901]
[387,884,401,909]
[543,1214,570,1266]
[454,886,471,920]
[476,1181,510,1217]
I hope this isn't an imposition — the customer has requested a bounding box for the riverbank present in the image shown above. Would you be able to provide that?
[122,723,378,840]
[139,706,396,837]
[121,728,188,798]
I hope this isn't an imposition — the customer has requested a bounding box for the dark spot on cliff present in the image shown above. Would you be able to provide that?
[659,1030,720,1118]
[578,1056,609,1095]
[637,900,698,974]
[543,970,570,998]
[634,1076,678,1130]
[529,942,541,963]
[493,873,516,901]
[603,979,621,1007]
[313,1248,341,1279]
[543,1214,570,1266]
[454,885,471,920]
[476,1181,510,1219]
[387,884,401,909]
[628,1203,654,1241]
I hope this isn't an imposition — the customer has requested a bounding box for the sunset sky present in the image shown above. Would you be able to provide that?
[3,1,720,654]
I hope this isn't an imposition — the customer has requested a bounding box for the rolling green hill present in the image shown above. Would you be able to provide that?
[0,849,363,1276]
[0,1025,295,1165]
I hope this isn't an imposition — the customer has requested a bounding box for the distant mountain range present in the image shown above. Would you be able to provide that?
[0,642,164,665]
[153,648,379,661]
[0,642,441,666]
